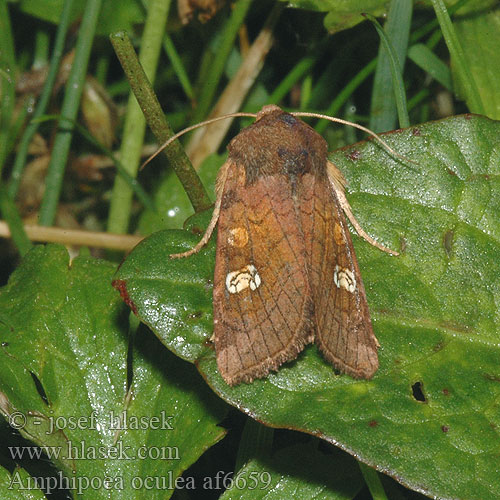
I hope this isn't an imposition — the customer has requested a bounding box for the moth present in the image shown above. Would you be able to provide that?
[172,105,397,386]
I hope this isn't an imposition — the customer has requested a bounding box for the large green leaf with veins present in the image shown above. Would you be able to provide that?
[114,114,500,500]
[0,246,226,500]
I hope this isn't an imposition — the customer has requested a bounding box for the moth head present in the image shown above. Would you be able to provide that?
[256,104,282,121]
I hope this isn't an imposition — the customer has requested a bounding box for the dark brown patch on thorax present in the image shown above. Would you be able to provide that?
[228,108,328,185]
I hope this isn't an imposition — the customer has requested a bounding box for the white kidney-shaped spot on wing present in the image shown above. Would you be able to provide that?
[228,227,248,247]
[334,265,356,293]
[226,264,262,294]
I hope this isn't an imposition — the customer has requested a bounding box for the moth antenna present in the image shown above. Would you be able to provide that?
[169,159,232,259]
[327,161,399,256]
[157,107,404,259]
[293,111,415,166]
[140,112,257,171]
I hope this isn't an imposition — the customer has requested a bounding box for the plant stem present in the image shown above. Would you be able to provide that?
[110,32,211,215]
[107,0,172,234]
[185,2,283,167]
[0,221,142,251]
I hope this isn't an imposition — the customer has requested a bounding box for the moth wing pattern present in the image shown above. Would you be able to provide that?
[213,159,314,386]
[303,171,379,378]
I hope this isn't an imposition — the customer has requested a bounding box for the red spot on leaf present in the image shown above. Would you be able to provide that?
[441,425,449,433]
[368,420,378,427]
[347,149,361,161]
[112,279,138,315]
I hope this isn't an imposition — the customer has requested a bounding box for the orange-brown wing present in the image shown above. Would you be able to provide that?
[213,160,314,386]
[299,171,379,379]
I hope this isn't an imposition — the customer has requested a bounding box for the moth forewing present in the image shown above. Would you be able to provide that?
[212,158,314,386]
[297,161,379,379]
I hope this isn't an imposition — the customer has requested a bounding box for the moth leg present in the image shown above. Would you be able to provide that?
[327,161,399,256]
[170,160,231,259]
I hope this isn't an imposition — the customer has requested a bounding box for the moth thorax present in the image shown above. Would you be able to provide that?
[229,127,327,184]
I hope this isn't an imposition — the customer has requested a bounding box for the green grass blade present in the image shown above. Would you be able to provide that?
[8,0,76,199]
[368,0,412,132]
[408,43,452,91]
[316,59,377,135]
[34,113,157,213]
[269,55,316,105]
[359,463,389,500]
[33,28,50,69]
[38,0,103,226]
[430,0,485,114]
[191,0,252,123]
[235,419,273,472]
[163,33,194,101]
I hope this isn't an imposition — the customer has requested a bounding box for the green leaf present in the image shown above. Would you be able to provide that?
[114,114,500,499]
[0,466,47,499]
[0,245,226,499]
[114,213,215,362]
[279,0,389,33]
[17,0,144,36]
[219,442,363,499]
[279,0,498,34]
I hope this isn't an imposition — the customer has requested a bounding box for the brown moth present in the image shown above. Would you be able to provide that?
[172,105,397,386]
